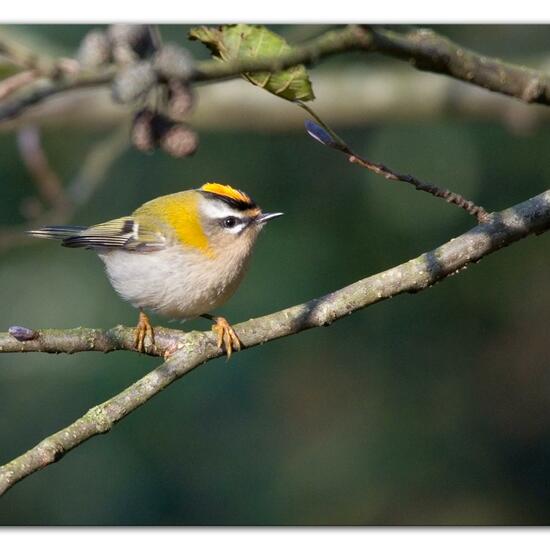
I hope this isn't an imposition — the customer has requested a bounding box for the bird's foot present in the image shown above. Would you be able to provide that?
[135,310,155,353]
[211,316,241,359]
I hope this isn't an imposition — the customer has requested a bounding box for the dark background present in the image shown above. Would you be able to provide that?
[1,25,550,525]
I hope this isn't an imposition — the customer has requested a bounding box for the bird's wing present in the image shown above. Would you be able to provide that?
[56,217,166,251]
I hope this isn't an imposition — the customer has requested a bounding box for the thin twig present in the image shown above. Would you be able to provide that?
[0,68,115,122]
[0,70,36,101]
[347,155,490,223]
[16,125,66,209]
[2,188,550,495]
[0,34,58,75]
[0,123,129,253]
[67,122,130,206]
[299,101,490,223]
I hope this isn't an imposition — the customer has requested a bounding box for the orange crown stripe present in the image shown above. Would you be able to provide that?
[201,182,254,206]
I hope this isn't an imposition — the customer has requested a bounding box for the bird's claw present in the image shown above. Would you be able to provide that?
[211,316,241,359]
[134,310,155,353]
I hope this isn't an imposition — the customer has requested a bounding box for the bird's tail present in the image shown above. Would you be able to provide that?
[27,225,89,241]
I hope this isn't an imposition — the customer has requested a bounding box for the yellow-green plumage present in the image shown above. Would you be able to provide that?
[133,191,211,254]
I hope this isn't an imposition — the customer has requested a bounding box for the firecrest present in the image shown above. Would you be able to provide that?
[28,182,283,357]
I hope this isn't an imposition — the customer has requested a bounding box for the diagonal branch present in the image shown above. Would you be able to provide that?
[300,104,490,223]
[2,188,550,496]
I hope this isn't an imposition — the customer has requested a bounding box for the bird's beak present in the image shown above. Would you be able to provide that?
[256,212,284,224]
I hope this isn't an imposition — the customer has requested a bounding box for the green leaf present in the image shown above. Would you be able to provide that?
[189,24,315,102]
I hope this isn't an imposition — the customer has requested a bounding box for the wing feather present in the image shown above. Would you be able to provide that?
[40,217,166,251]
[27,225,88,240]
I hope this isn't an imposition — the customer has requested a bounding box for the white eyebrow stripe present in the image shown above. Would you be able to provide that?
[200,199,245,220]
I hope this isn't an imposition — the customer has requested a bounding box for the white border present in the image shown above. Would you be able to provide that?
[2,529,550,548]
[0,1,550,23]
[1,1,550,541]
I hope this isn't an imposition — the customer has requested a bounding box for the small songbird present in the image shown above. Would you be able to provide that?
[28,183,283,357]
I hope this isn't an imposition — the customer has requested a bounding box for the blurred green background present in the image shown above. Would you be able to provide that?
[1,25,550,525]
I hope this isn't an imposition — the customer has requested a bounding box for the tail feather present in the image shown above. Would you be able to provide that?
[27,225,89,240]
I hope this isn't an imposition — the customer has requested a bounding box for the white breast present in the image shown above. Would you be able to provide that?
[98,243,252,320]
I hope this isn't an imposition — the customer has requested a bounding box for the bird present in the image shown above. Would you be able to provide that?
[28,182,283,358]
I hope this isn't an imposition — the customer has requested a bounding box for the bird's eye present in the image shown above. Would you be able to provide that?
[222,216,238,229]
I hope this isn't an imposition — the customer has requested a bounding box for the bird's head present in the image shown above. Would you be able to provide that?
[196,182,283,256]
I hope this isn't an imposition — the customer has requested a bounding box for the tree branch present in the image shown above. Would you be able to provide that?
[368,26,550,105]
[192,25,371,82]
[0,326,184,357]
[2,189,550,496]
[194,24,550,108]
[3,24,550,125]
[3,68,548,134]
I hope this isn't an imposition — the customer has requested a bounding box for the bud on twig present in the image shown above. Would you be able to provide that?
[9,326,38,341]
[301,103,490,223]
[304,120,339,149]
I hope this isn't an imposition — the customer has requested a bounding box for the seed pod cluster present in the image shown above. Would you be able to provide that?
[160,124,199,158]
[112,61,157,104]
[108,24,157,62]
[76,25,199,159]
[153,43,195,81]
[78,25,156,67]
[77,29,112,68]
[131,110,198,158]
[167,80,195,120]
[77,24,198,158]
